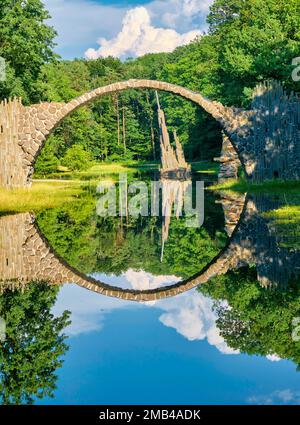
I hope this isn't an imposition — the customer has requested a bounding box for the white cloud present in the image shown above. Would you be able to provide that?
[90,271,238,358]
[248,389,300,405]
[53,271,180,335]
[158,293,239,355]
[150,0,213,30]
[44,0,213,58]
[85,6,201,59]
[54,272,238,356]
[52,283,132,336]
[266,354,281,362]
[124,269,180,290]
[44,0,126,58]
[54,279,289,363]
[92,269,180,291]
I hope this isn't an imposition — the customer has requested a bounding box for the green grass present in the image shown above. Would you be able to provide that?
[191,161,219,174]
[34,161,161,181]
[34,163,137,180]
[34,160,219,182]
[264,205,300,249]
[0,181,84,214]
[80,163,139,174]
[265,205,300,221]
[208,178,300,194]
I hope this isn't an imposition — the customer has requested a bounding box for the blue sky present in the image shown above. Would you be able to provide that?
[44,0,213,59]
[89,0,153,5]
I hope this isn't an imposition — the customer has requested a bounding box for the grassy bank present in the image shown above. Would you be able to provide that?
[34,161,160,181]
[0,182,84,214]
[264,205,300,228]
[209,178,300,195]
[34,160,219,181]
[191,161,219,175]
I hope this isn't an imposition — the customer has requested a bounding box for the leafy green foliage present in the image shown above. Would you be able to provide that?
[0,0,57,103]
[200,268,300,369]
[207,0,300,105]
[62,145,94,171]
[0,283,71,404]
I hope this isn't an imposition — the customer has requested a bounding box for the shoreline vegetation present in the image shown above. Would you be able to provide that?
[1,160,299,214]
[208,178,300,195]
[33,161,159,181]
[33,160,219,181]
[0,182,84,214]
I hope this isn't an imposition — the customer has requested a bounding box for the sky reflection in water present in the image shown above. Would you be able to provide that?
[46,278,300,405]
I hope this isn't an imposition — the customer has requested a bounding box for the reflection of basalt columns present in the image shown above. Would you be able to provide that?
[160,178,192,261]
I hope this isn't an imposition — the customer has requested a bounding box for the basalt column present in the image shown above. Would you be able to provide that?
[0,99,28,188]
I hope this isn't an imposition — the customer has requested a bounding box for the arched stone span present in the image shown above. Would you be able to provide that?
[2,80,251,187]
[1,79,299,188]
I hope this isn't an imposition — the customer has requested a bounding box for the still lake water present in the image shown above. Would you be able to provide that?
[0,171,300,405]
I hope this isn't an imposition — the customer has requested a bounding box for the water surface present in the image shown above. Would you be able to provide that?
[0,171,300,404]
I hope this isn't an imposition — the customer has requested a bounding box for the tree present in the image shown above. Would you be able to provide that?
[0,283,71,404]
[0,0,57,103]
[207,0,300,105]
[200,267,300,369]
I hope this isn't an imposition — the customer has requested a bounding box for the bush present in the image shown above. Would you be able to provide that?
[62,145,93,171]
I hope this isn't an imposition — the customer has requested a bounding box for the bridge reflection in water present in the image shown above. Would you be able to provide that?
[0,188,299,301]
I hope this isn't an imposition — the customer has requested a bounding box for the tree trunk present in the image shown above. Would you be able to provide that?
[145,91,156,160]
[112,94,121,146]
[122,105,126,155]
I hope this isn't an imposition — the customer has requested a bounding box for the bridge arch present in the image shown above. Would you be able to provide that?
[16,79,247,185]
[2,79,299,188]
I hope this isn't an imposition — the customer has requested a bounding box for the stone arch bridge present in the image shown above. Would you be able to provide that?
[1,193,299,301]
[1,79,299,188]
